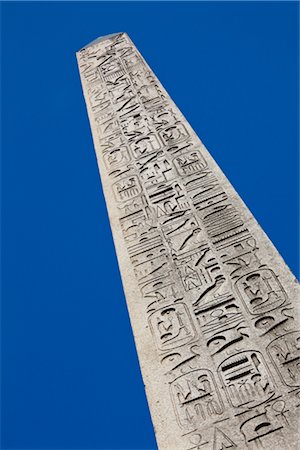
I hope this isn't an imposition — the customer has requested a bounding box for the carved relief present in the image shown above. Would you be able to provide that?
[235,269,287,315]
[267,331,300,387]
[213,428,237,450]
[173,149,207,176]
[129,133,161,158]
[170,369,224,430]
[103,145,131,172]
[174,245,223,293]
[239,400,286,446]
[159,122,189,146]
[77,32,300,450]
[218,351,275,408]
[185,171,228,213]
[161,213,203,255]
[136,153,176,186]
[149,303,196,351]
[196,294,249,356]
[113,175,141,201]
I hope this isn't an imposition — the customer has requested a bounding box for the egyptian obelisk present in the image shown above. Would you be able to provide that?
[77,33,300,450]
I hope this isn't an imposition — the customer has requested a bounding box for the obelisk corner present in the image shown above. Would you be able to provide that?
[76,32,126,54]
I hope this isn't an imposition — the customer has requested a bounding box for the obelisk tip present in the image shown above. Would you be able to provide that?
[76,32,127,53]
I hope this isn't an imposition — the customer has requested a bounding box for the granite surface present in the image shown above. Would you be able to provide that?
[77,33,300,450]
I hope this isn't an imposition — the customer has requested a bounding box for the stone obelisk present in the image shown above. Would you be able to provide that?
[76,33,300,450]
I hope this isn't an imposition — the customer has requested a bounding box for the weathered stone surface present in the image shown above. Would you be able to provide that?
[76,33,300,450]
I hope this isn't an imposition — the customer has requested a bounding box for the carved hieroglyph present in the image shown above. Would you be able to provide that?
[76,33,300,450]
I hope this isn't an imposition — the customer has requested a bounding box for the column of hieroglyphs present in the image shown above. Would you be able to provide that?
[77,33,300,450]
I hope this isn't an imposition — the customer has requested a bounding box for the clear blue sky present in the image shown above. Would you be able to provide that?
[1,2,299,449]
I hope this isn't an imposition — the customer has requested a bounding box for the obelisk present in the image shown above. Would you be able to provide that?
[76,33,300,450]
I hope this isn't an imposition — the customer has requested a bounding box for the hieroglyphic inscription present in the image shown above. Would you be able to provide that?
[77,33,300,450]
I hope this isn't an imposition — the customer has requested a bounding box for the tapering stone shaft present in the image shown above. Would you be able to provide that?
[77,33,299,450]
